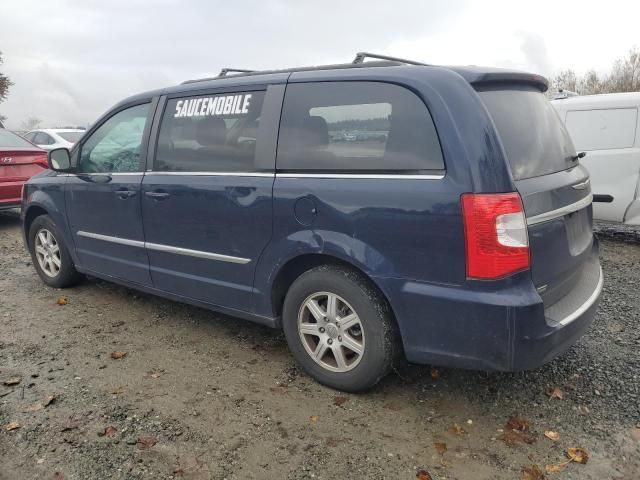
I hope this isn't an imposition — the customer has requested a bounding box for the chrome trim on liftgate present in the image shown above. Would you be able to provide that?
[526,193,593,226]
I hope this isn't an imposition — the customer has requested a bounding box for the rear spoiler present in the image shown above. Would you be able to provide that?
[447,67,549,92]
[469,72,549,92]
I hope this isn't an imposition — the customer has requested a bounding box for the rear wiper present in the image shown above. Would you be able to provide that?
[572,152,586,160]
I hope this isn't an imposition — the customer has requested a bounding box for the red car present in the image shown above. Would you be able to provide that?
[0,129,48,210]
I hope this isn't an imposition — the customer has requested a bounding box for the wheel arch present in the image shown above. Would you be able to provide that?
[270,253,400,335]
[23,204,49,244]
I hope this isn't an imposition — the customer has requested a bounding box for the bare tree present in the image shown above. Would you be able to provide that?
[553,69,578,93]
[550,46,640,97]
[605,46,640,93]
[21,116,42,131]
[578,70,606,95]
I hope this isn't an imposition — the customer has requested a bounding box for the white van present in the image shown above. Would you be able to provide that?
[552,93,640,225]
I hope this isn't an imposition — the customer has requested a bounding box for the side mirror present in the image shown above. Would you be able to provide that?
[48,148,73,172]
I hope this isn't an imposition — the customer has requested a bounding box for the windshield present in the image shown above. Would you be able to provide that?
[0,129,37,149]
[58,131,83,143]
[478,85,577,180]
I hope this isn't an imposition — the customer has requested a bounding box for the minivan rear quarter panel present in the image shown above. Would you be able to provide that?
[254,67,528,367]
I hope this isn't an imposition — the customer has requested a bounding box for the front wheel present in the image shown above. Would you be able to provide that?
[28,215,83,288]
[282,265,399,392]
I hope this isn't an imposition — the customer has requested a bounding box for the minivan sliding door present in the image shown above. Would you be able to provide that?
[141,85,283,312]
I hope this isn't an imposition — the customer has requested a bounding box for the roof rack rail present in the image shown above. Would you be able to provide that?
[218,68,256,77]
[352,52,428,66]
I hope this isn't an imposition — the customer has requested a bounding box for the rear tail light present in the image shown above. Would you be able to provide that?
[35,154,49,169]
[461,193,530,280]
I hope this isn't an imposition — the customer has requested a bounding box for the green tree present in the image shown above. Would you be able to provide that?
[0,51,12,103]
[0,51,12,125]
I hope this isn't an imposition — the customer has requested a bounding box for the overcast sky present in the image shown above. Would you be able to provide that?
[0,0,638,129]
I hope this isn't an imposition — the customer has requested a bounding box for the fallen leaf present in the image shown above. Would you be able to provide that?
[309,415,319,423]
[44,395,56,407]
[521,464,545,480]
[3,377,21,386]
[173,468,185,477]
[56,297,67,306]
[430,367,440,379]
[110,351,127,359]
[416,469,433,480]
[500,416,536,446]
[51,472,65,480]
[98,426,117,437]
[434,441,447,455]
[545,462,568,474]
[136,436,157,449]
[544,430,560,441]
[333,396,349,407]
[110,386,125,395]
[506,416,531,432]
[567,447,589,464]
[5,421,20,431]
[546,386,564,400]
[449,423,465,435]
[150,373,161,379]
[269,386,288,395]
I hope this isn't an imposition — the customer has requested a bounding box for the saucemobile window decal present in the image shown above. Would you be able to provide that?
[173,94,252,118]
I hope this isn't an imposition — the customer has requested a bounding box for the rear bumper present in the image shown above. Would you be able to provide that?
[0,204,21,211]
[376,238,602,371]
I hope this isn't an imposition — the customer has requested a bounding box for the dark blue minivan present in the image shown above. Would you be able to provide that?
[21,53,603,391]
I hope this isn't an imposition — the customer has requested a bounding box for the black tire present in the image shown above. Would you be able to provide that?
[28,215,83,288]
[282,265,399,392]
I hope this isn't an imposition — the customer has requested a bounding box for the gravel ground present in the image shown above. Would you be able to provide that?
[0,209,639,480]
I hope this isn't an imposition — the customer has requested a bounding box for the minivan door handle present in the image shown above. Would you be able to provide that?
[145,191,171,200]
[115,188,137,199]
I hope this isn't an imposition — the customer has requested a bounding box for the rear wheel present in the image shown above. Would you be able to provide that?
[29,215,83,288]
[282,265,399,392]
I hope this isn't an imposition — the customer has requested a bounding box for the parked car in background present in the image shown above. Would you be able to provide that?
[0,129,47,210]
[552,92,640,225]
[23,128,85,151]
[21,54,602,391]
[0,119,4,129]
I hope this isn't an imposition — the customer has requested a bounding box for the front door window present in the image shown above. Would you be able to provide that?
[79,103,150,173]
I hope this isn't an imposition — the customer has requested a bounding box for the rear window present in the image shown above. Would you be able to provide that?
[478,86,577,180]
[565,108,638,151]
[58,131,84,143]
[0,129,35,148]
[277,81,444,173]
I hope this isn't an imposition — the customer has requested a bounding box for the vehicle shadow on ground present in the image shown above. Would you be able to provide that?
[0,209,21,231]
[79,274,582,404]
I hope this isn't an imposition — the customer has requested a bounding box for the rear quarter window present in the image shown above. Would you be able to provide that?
[277,81,444,173]
[565,108,638,151]
[0,129,35,148]
[478,86,577,180]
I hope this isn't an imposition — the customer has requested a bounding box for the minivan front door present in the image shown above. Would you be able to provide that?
[66,101,155,285]
[141,87,281,312]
